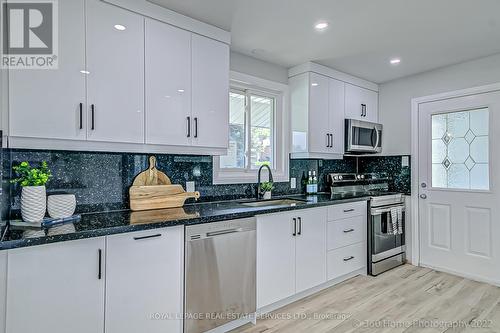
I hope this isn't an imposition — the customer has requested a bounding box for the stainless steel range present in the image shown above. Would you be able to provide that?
[328,173,406,275]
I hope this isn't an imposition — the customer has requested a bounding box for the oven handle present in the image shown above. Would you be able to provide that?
[371,205,405,216]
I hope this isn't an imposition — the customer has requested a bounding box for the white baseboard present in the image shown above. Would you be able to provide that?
[419,262,500,287]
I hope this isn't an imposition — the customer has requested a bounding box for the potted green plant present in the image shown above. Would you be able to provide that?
[260,181,274,200]
[11,161,52,223]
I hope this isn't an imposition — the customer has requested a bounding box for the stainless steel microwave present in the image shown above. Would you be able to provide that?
[345,119,383,154]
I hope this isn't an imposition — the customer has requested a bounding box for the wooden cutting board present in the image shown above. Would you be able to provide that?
[129,185,200,211]
[132,156,171,186]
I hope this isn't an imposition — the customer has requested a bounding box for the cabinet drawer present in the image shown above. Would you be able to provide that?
[327,242,366,280]
[327,216,366,250]
[327,201,367,221]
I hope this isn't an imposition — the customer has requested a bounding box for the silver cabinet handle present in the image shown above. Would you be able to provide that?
[343,256,355,262]
[343,208,355,213]
[297,217,302,235]
[343,228,355,233]
[292,218,297,236]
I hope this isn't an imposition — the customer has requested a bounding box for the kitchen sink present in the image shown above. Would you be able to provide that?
[238,198,308,207]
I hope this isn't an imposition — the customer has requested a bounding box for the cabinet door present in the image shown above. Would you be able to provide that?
[308,73,331,154]
[86,0,144,143]
[191,34,229,149]
[145,18,191,146]
[295,208,327,293]
[345,84,378,122]
[329,78,345,154]
[257,213,296,308]
[6,238,105,333]
[106,227,183,333]
[9,0,86,140]
[0,251,6,333]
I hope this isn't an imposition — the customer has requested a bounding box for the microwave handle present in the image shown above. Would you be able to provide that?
[373,126,380,149]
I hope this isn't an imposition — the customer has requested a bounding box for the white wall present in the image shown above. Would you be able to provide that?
[230,51,288,84]
[379,53,500,155]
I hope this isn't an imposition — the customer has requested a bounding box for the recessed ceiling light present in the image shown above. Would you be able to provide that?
[79,70,90,74]
[311,83,319,87]
[177,89,185,93]
[314,22,329,31]
[114,24,126,31]
[390,58,401,65]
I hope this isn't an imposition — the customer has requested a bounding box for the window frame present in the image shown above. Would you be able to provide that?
[213,71,289,184]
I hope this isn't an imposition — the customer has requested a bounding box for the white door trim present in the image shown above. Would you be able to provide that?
[410,82,500,266]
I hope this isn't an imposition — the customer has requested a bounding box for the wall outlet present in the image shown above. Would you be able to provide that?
[290,177,297,189]
[186,181,195,192]
[402,156,409,167]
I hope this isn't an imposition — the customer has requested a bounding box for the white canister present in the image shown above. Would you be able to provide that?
[47,194,77,219]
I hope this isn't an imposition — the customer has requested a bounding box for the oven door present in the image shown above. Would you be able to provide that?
[345,119,382,153]
[370,204,405,262]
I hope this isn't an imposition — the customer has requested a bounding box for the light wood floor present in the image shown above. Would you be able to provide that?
[232,265,500,333]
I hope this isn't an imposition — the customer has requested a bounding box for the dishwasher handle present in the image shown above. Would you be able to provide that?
[206,228,243,238]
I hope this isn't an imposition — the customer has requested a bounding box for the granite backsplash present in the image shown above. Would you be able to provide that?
[3,148,410,218]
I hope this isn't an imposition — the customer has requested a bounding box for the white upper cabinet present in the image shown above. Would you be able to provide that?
[345,83,378,122]
[105,227,184,333]
[145,18,191,146]
[290,72,345,158]
[5,238,106,333]
[86,0,145,143]
[9,0,86,140]
[191,34,229,149]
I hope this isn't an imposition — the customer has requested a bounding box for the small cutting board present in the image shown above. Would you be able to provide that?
[129,185,200,211]
[132,156,171,186]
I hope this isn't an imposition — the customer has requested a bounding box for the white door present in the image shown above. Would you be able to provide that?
[295,208,327,293]
[345,84,378,122]
[86,0,144,143]
[191,34,229,148]
[308,73,331,154]
[0,251,6,333]
[328,78,345,154]
[145,18,191,146]
[257,212,296,308]
[9,0,86,140]
[6,238,105,333]
[418,91,500,283]
[105,227,183,333]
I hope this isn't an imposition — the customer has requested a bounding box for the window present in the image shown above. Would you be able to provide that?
[214,72,289,184]
[220,90,275,170]
[431,108,489,190]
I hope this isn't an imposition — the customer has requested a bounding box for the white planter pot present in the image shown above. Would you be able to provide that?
[47,194,76,218]
[263,191,272,200]
[21,186,47,223]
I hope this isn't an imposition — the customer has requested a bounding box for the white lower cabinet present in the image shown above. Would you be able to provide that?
[257,207,327,308]
[5,238,106,333]
[327,242,366,280]
[0,251,6,333]
[105,226,184,333]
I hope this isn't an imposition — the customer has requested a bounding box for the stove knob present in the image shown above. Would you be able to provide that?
[332,176,338,180]
[356,175,361,180]
[360,175,365,179]
[338,175,343,180]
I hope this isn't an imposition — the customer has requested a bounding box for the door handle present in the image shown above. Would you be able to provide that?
[343,208,355,213]
[133,233,162,240]
[343,228,355,233]
[361,104,367,117]
[79,103,83,129]
[297,217,302,235]
[420,194,427,199]
[292,218,297,236]
[421,182,427,188]
[326,133,330,148]
[91,104,95,130]
[98,249,102,280]
[194,117,198,138]
[343,256,355,262]
[330,133,334,148]
[187,117,191,137]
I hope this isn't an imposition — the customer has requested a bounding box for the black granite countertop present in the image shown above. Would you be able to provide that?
[0,194,371,251]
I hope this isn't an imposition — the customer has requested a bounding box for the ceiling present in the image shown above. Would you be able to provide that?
[149,0,500,83]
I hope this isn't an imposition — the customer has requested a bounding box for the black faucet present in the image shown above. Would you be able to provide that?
[256,164,273,200]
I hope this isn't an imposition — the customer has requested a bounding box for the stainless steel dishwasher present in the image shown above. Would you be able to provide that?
[185,218,256,333]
